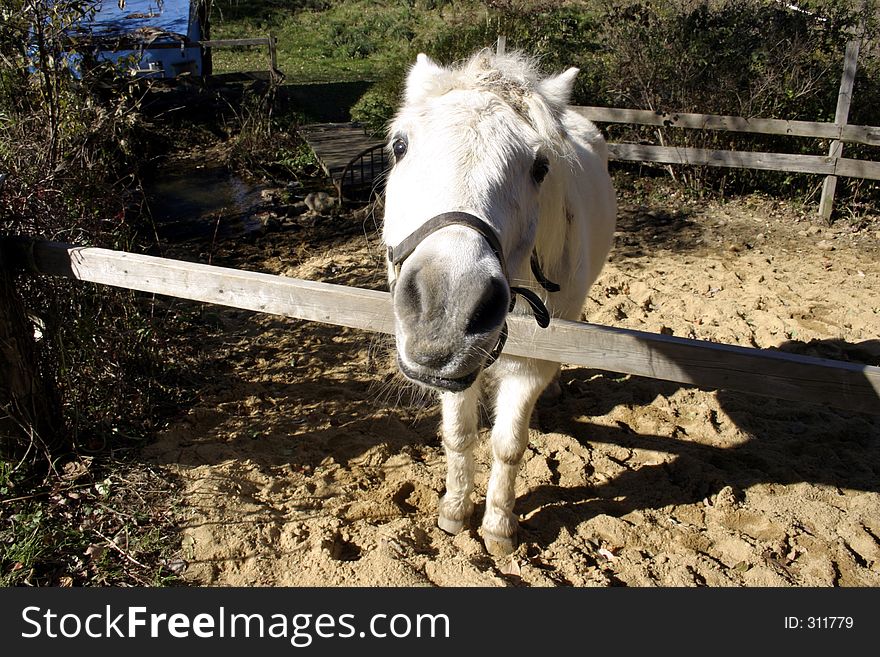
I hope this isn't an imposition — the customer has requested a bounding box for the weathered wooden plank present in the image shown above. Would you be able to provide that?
[91,38,271,51]
[504,319,879,415]
[606,143,880,180]
[22,242,396,336]
[573,105,880,146]
[268,33,278,72]
[8,241,879,416]
[833,157,880,179]
[819,40,861,220]
[838,124,880,145]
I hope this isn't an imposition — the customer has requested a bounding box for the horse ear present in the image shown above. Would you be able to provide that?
[405,53,446,103]
[539,67,579,106]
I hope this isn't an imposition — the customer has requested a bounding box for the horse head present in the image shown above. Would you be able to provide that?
[382,51,579,391]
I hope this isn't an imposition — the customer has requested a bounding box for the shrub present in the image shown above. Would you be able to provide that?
[350,69,405,137]
[594,0,880,199]
[0,1,191,470]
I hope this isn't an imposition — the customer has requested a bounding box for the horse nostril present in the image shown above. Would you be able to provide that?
[394,271,422,318]
[465,277,509,336]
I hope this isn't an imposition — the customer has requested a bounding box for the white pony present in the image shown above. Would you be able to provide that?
[382,50,616,555]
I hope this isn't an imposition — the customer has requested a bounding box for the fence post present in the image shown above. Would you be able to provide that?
[496,34,506,56]
[0,242,64,461]
[818,40,860,222]
[1,174,63,459]
[268,33,279,82]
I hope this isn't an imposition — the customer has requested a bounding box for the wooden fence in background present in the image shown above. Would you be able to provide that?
[199,35,281,82]
[2,240,877,416]
[571,40,876,220]
[115,34,282,81]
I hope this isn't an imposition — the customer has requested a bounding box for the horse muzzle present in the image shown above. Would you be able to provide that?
[387,212,557,391]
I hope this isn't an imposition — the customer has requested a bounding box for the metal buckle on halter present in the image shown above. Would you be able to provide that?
[387,211,559,363]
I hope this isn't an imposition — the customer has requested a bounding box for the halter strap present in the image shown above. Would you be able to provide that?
[530,252,560,293]
[388,212,508,280]
[387,211,559,336]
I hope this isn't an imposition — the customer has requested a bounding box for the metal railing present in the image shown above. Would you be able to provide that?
[337,143,389,202]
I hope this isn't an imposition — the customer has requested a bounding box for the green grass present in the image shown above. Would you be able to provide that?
[1,462,184,586]
[209,0,482,83]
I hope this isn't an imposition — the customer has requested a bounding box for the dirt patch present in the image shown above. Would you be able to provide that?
[144,194,880,587]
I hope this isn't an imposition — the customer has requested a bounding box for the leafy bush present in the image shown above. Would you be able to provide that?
[0,1,194,469]
[350,0,880,204]
[0,1,201,587]
[593,0,880,198]
[351,69,405,137]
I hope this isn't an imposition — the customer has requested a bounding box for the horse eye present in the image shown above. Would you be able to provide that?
[392,138,408,161]
[531,155,549,184]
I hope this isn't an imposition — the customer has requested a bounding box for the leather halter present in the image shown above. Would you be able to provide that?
[387,211,559,365]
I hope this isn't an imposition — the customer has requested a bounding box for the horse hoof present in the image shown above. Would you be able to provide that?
[438,514,466,535]
[482,531,517,557]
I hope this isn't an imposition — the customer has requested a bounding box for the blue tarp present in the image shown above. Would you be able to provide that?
[73,0,204,78]
[83,0,195,39]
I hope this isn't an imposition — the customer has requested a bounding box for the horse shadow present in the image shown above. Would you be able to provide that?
[144,311,442,473]
[514,337,880,549]
[612,204,703,259]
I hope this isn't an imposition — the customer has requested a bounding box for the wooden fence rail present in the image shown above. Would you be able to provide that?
[106,35,282,81]
[600,143,880,181]
[576,104,880,181]
[3,240,878,416]
[571,107,880,146]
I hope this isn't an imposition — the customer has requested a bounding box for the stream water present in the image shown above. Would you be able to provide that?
[144,162,268,243]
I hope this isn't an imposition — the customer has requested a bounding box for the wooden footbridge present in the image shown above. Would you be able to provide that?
[299,123,388,202]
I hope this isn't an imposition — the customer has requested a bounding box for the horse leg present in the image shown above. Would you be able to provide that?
[481,358,558,556]
[437,382,481,534]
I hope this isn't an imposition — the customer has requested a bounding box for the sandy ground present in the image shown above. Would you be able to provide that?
[144,189,880,587]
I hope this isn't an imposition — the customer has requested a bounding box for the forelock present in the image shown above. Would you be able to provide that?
[406,50,569,148]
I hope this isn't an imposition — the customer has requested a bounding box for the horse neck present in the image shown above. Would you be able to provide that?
[533,167,573,281]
